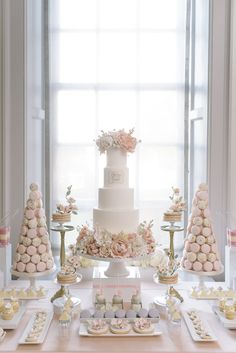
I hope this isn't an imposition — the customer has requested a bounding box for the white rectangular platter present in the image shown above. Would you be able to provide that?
[0,289,48,300]
[18,310,54,345]
[0,306,26,330]
[213,306,236,329]
[79,322,162,337]
[183,311,217,342]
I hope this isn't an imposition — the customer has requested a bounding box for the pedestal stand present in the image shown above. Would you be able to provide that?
[52,275,82,313]
[11,266,56,291]
[153,223,184,307]
[51,223,78,302]
[182,266,224,292]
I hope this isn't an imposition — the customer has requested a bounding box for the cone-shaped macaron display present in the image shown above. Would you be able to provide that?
[181,183,222,273]
[13,183,54,274]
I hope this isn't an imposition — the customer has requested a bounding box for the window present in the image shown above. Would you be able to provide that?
[48,0,208,248]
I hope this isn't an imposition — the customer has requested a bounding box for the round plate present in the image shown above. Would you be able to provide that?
[180,265,224,277]
[50,225,75,232]
[77,252,155,263]
[11,265,57,278]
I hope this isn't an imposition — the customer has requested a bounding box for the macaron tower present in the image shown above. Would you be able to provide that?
[13,183,55,274]
[181,183,222,273]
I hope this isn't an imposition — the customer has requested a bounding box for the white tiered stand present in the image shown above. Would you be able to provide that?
[11,266,56,290]
[181,266,224,290]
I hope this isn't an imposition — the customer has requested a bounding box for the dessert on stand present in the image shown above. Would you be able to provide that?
[153,187,185,306]
[76,129,155,277]
[11,183,56,291]
[181,183,223,290]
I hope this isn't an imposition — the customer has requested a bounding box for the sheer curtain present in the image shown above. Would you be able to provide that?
[49,0,187,248]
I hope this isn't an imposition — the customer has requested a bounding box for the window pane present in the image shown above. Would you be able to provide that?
[99,33,137,83]
[139,91,184,144]
[53,33,96,83]
[54,91,96,144]
[52,0,97,30]
[99,0,137,29]
[98,91,137,129]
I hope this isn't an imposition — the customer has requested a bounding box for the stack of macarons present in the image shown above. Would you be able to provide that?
[181,183,222,273]
[12,183,54,274]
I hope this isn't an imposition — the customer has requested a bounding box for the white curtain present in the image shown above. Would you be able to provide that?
[49,0,187,248]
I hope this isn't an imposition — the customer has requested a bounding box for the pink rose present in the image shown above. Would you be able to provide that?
[111,239,130,257]
[117,132,137,153]
[87,241,99,256]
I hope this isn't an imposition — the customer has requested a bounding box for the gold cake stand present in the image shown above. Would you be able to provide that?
[50,223,75,302]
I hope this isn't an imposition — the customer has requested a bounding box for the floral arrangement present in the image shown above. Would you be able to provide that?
[155,250,180,277]
[66,244,97,269]
[56,185,78,214]
[166,187,186,213]
[95,128,140,154]
[75,220,155,259]
[130,248,168,268]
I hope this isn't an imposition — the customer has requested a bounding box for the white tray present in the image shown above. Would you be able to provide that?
[213,306,236,329]
[0,290,48,300]
[0,305,26,330]
[79,322,162,337]
[182,310,217,342]
[18,310,54,345]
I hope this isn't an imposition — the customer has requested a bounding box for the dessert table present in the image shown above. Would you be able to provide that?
[1,280,236,353]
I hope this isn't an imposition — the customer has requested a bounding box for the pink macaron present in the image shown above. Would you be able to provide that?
[191,225,201,236]
[203,261,213,272]
[38,227,47,236]
[201,243,211,254]
[38,244,47,254]
[203,218,211,227]
[35,208,45,218]
[28,218,37,229]
[211,243,217,253]
[184,240,191,251]
[46,259,54,270]
[202,227,211,237]
[30,183,39,191]
[21,226,27,236]
[198,200,207,210]
[184,260,193,270]
[196,235,206,245]
[199,183,208,191]
[16,261,26,272]
[36,261,46,272]
[190,243,200,253]
[193,216,203,226]
[188,234,196,243]
[191,207,202,217]
[26,262,36,273]
[17,244,26,255]
[192,261,203,271]
[207,235,215,244]
[27,245,37,256]
[41,253,50,262]
[38,218,46,227]
[203,208,211,218]
[29,191,40,201]
[31,254,41,264]
[197,190,208,200]
[213,260,221,271]
[27,199,36,210]
[27,228,37,239]
[25,209,35,220]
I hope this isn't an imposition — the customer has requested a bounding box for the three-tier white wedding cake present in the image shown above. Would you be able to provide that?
[76,129,155,259]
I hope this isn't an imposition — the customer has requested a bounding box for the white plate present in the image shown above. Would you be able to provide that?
[183,310,217,342]
[79,322,162,337]
[18,310,54,345]
[213,306,236,329]
[0,305,26,330]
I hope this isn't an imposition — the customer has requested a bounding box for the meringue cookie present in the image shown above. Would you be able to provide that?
[38,218,46,227]
[27,199,36,210]
[21,253,31,264]
[46,259,54,269]
[193,216,203,226]
[15,253,21,262]
[206,235,214,244]
[23,237,32,247]
[17,244,26,255]
[28,218,38,229]
[31,254,41,264]
[203,218,211,227]
[207,253,216,262]
[32,237,42,247]
[41,235,49,245]
[41,253,50,262]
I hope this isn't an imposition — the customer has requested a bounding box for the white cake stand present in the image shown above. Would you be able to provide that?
[11,265,56,290]
[181,265,224,290]
[78,253,154,277]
